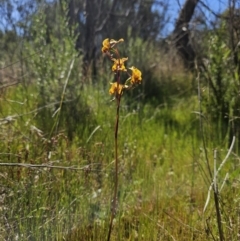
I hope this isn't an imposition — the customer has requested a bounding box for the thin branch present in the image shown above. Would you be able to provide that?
[0,99,75,125]
[215,136,235,176]
[219,173,229,192]
[0,49,42,70]
[163,210,202,233]
[0,162,95,171]
[0,81,20,89]
[143,213,177,241]
[203,136,235,213]
[199,0,224,19]
[87,125,101,143]
[213,149,217,192]
[95,0,119,33]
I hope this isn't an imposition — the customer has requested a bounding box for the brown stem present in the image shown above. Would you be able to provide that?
[107,70,121,241]
[213,189,225,241]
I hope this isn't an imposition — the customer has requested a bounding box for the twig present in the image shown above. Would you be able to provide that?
[0,49,42,70]
[143,213,177,241]
[87,125,101,143]
[0,81,19,89]
[206,217,217,241]
[0,162,95,171]
[203,136,235,212]
[0,99,75,125]
[213,149,217,192]
[163,210,202,233]
[219,173,229,192]
[215,136,235,176]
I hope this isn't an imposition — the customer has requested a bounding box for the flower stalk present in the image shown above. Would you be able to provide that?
[101,38,142,241]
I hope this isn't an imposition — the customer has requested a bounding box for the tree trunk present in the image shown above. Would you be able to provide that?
[83,0,97,78]
[172,0,199,69]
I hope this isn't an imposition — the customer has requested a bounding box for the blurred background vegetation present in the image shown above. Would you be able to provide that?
[0,0,240,240]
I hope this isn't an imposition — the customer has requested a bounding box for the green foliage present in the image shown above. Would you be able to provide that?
[1,79,239,240]
[1,3,240,241]
[0,30,19,59]
[122,31,193,110]
[22,2,94,140]
[201,25,240,146]
[24,4,75,96]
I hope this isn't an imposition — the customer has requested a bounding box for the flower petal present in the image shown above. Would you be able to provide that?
[102,38,111,53]
[109,82,124,95]
[129,66,142,84]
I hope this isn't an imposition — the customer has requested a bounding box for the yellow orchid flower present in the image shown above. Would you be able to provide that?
[112,58,128,72]
[109,82,124,95]
[102,38,124,53]
[102,38,111,53]
[129,66,142,84]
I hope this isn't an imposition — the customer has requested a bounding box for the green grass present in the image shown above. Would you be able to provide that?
[0,82,239,241]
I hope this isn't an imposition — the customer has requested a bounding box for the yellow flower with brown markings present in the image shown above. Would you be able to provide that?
[129,66,142,84]
[102,38,124,53]
[109,82,124,95]
[112,58,128,72]
[102,39,111,53]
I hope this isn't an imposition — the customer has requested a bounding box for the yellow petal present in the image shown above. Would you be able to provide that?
[110,38,124,46]
[102,38,124,53]
[111,58,128,72]
[109,82,124,95]
[129,66,142,84]
[102,38,110,53]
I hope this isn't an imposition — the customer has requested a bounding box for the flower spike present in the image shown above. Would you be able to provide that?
[102,37,142,241]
